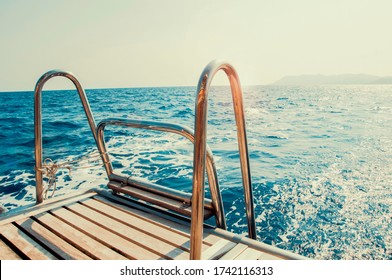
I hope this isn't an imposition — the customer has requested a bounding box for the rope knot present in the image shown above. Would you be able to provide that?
[38,151,106,200]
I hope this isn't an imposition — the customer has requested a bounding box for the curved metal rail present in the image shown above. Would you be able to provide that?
[190,60,257,259]
[34,70,98,203]
[96,118,226,229]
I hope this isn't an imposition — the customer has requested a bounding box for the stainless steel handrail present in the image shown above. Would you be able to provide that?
[34,70,99,203]
[96,118,226,229]
[190,60,257,259]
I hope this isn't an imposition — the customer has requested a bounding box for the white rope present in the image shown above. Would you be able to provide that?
[38,151,106,199]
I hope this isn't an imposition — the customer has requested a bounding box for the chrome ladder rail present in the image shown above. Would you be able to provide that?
[34,70,99,203]
[190,60,257,259]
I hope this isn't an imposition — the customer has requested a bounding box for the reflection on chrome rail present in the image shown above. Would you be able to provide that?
[190,60,256,259]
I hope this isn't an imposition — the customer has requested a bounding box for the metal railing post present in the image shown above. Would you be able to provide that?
[190,60,257,260]
[34,70,100,203]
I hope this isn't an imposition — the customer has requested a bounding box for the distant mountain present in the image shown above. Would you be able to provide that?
[371,76,392,84]
[273,74,392,85]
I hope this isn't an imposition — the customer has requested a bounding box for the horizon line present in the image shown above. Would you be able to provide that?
[0,84,273,93]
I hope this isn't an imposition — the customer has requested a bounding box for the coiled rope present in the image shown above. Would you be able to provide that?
[38,151,106,199]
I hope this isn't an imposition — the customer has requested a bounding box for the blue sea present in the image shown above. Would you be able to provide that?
[0,85,391,260]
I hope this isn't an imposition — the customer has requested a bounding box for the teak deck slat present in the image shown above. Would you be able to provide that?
[0,223,56,260]
[93,195,220,246]
[83,199,192,247]
[0,191,302,260]
[15,217,92,260]
[66,202,190,260]
[0,191,96,226]
[50,206,163,260]
[34,211,127,260]
[0,238,22,260]
[82,198,205,252]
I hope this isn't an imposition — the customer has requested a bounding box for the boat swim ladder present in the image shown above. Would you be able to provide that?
[190,60,257,259]
[33,60,257,260]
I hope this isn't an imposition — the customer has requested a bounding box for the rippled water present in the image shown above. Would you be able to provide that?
[0,85,391,260]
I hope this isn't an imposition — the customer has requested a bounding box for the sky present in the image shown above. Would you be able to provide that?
[0,0,391,91]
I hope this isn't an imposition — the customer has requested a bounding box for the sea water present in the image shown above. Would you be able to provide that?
[0,85,391,260]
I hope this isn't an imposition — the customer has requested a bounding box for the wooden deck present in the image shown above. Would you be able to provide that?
[0,190,305,260]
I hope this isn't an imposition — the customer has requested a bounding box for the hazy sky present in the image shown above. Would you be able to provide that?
[1,0,391,91]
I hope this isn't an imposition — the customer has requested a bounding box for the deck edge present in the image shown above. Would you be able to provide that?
[0,189,99,225]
